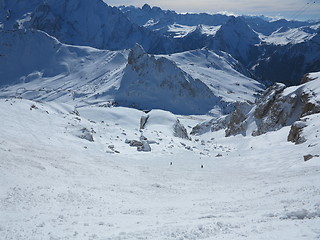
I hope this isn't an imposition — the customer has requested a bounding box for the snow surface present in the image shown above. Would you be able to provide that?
[167,24,221,38]
[163,49,263,104]
[0,98,320,239]
[262,26,318,45]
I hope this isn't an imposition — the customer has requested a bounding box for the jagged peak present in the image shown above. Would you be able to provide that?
[128,43,146,64]
[142,3,151,11]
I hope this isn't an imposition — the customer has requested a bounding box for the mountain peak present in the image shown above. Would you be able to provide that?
[128,43,146,65]
[142,3,151,11]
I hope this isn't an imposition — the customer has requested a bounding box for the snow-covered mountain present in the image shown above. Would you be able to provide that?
[0,0,176,53]
[119,5,320,85]
[208,16,261,65]
[2,0,320,85]
[114,44,219,115]
[0,29,263,115]
[252,28,320,86]
[0,29,128,103]
[119,4,228,32]
[1,2,320,239]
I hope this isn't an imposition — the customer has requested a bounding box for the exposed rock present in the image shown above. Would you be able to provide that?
[304,154,314,162]
[301,92,320,117]
[225,102,252,136]
[115,44,218,115]
[191,115,230,136]
[173,119,189,140]
[287,120,307,144]
[140,115,149,129]
[252,84,300,136]
[70,108,80,116]
[137,141,151,152]
[300,73,317,84]
[78,128,94,142]
[224,76,320,137]
[129,140,144,147]
[139,134,147,141]
[253,83,286,119]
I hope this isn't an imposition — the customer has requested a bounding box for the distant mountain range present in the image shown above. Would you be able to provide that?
[119,4,320,86]
[0,0,319,115]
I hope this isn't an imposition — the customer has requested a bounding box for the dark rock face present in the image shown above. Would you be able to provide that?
[115,44,219,115]
[194,73,320,141]
[225,102,252,137]
[252,34,320,86]
[287,120,307,144]
[191,115,230,136]
[173,119,189,140]
[251,83,301,136]
[225,77,320,137]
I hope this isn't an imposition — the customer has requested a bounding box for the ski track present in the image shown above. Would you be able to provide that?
[0,99,320,239]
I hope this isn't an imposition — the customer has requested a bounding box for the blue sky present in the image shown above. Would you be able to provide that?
[104,0,320,21]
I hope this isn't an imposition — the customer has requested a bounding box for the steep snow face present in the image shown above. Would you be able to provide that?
[0,0,173,53]
[209,16,261,64]
[163,49,264,104]
[114,44,220,115]
[0,29,128,103]
[262,25,318,45]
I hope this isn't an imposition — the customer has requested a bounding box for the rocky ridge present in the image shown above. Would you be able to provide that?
[192,72,320,144]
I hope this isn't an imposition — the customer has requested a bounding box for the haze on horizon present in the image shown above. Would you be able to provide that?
[104,0,320,21]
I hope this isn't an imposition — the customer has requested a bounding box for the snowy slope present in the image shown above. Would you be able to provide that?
[0,29,128,104]
[262,25,318,45]
[163,49,263,104]
[1,97,320,239]
[0,30,264,116]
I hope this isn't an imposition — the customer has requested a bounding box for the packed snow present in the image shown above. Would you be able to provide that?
[0,98,320,239]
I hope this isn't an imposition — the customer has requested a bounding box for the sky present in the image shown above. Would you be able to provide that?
[104,0,320,21]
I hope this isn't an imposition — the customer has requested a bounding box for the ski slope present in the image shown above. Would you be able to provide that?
[1,98,319,239]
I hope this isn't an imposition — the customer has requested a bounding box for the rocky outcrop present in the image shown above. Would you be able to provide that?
[251,83,300,136]
[225,102,252,136]
[125,139,152,152]
[287,120,307,144]
[225,76,320,137]
[78,127,94,142]
[173,120,189,139]
[192,72,320,141]
[140,115,149,129]
[115,44,219,115]
[191,114,233,136]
